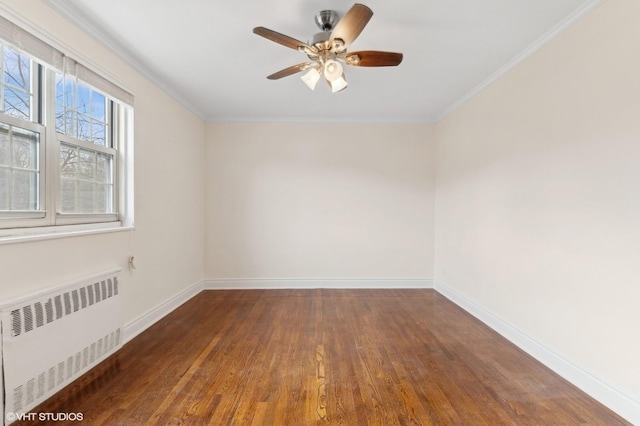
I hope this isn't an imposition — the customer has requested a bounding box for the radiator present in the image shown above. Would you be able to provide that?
[1,269,123,423]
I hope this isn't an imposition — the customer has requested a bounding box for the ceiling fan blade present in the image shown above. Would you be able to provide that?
[329,4,373,48]
[346,51,403,67]
[267,63,313,80]
[253,27,315,52]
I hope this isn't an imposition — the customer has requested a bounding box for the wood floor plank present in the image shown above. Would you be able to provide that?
[14,289,630,425]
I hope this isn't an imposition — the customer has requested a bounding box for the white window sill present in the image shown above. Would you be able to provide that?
[0,222,135,245]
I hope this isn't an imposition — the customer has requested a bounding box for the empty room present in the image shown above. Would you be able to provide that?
[0,0,638,424]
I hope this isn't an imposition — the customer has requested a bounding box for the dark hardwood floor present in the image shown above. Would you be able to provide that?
[16,289,629,425]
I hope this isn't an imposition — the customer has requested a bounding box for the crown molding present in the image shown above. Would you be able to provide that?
[436,0,606,122]
[41,0,205,120]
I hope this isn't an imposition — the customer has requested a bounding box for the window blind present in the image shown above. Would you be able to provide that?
[62,56,134,106]
[0,14,134,106]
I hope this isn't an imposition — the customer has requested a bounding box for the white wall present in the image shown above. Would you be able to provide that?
[205,122,435,281]
[0,1,205,326]
[435,0,640,407]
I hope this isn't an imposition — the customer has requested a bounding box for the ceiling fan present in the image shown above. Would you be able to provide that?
[253,3,403,93]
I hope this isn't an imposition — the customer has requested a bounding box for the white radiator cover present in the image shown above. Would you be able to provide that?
[1,269,123,423]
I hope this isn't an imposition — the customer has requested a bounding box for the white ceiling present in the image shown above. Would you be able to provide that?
[43,0,599,122]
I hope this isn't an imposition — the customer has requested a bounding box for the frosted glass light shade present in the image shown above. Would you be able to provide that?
[330,74,348,92]
[301,68,321,90]
[323,60,343,82]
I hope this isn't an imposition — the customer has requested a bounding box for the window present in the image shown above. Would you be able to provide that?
[56,75,115,216]
[0,122,41,212]
[0,42,44,222]
[0,17,133,237]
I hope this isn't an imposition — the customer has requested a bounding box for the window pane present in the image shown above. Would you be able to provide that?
[95,183,110,212]
[78,180,94,213]
[0,124,39,211]
[78,114,90,141]
[3,88,30,120]
[92,92,106,120]
[1,45,31,121]
[59,144,113,214]
[0,169,9,209]
[0,127,9,166]
[64,76,74,109]
[92,121,106,146]
[65,110,75,138]
[60,144,77,178]
[11,169,37,210]
[55,105,66,134]
[55,73,64,105]
[60,179,76,212]
[3,47,30,90]
[77,85,90,114]
[12,130,38,169]
[54,73,109,147]
[79,149,95,179]
[96,153,110,182]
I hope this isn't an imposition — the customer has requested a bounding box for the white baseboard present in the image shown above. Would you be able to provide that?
[434,279,640,425]
[123,280,203,344]
[123,278,431,343]
[204,278,434,290]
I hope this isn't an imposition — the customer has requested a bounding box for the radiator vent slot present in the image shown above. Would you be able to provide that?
[7,278,119,338]
[2,269,123,423]
[10,330,121,412]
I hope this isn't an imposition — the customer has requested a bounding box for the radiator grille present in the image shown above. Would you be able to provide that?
[8,278,119,338]
[10,330,121,412]
[1,269,123,423]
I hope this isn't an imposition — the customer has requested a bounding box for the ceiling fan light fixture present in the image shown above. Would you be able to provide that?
[323,59,343,82]
[301,67,321,90]
[329,73,348,93]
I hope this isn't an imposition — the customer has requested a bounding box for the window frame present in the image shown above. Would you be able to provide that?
[49,69,120,224]
[0,115,47,226]
[0,47,47,227]
[0,29,134,240]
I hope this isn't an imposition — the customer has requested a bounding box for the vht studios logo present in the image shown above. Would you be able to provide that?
[6,412,84,422]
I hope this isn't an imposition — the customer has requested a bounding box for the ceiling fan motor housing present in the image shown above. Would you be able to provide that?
[314,10,339,31]
[311,10,346,53]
